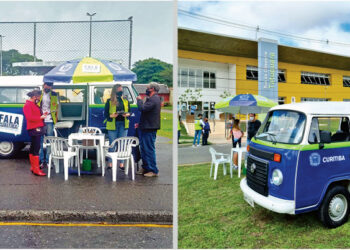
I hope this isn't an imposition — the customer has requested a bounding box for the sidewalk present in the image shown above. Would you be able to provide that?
[0,136,172,223]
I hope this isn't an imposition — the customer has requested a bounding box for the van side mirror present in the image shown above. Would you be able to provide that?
[319,130,331,149]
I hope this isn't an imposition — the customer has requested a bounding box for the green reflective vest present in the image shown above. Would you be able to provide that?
[105,98,129,130]
[178,120,181,131]
[37,92,59,124]
[194,119,202,131]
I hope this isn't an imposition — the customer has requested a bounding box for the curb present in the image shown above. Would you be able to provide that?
[0,210,173,224]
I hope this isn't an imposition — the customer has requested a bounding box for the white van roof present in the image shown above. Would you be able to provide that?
[271,102,350,116]
[0,76,132,86]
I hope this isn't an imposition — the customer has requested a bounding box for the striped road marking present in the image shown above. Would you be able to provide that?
[0,222,172,228]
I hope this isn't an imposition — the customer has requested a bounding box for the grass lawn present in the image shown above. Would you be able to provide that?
[158,112,172,139]
[178,163,350,249]
[162,105,173,110]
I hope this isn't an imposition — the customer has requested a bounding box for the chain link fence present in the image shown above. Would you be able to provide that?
[0,19,132,75]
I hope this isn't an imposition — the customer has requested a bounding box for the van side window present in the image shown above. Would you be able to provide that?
[94,87,134,104]
[308,117,350,144]
[308,118,320,143]
[122,86,134,104]
[0,88,32,104]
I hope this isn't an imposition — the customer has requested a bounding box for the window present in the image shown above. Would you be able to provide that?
[301,97,330,102]
[343,76,350,87]
[278,69,286,82]
[94,86,134,104]
[179,67,216,89]
[301,72,330,85]
[344,99,350,102]
[246,66,258,80]
[0,87,33,104]
[256,110,306,144]
[308,117,350,144]
[278,97,285,105]
[247,66,285,82]
[54,89,85,103]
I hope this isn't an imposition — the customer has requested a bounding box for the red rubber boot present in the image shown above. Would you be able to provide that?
[32,155,46,176]
[29,154,34,172]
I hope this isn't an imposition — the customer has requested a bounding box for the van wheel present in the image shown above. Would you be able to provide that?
[318,185,350,228]
[0,141,20,159]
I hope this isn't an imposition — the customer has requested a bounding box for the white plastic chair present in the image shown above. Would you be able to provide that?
[79,127,102,166]
[44,136,80,180]
[209,147,231,180]
[104,137,139,182]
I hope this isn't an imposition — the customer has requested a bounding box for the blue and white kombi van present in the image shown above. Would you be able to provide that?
[0,75,139,159]
[241,102,350,228]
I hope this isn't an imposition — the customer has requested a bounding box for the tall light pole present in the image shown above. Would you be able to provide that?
[0,35,4,76]
[87,12,96,57]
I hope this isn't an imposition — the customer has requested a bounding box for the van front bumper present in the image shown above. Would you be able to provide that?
[240,178,295,215]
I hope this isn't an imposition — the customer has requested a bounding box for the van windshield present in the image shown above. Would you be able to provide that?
[256,110,306,144]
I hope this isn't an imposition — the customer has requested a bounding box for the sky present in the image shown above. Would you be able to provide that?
[0,1,174,66]
[178,1,350,57]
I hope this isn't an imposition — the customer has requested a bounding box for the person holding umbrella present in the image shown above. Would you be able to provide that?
[104,84,131,170]
[23,89,47,176]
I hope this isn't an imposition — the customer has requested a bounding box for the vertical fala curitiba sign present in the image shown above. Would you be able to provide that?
[0,111,24,136]
[258,38,278,102]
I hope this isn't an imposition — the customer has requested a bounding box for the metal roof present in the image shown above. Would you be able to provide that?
[178,28,350,71]
[270,102,350,115]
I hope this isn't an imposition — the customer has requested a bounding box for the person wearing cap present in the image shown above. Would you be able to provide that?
[23,90,47,176]
[136,82,161,177]
[38,81,59,169]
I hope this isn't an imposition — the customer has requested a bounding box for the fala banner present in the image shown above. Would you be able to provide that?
[0,111,23,136]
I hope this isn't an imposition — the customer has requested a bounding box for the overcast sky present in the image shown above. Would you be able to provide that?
[178,1,350,57]
[0,1,174,66]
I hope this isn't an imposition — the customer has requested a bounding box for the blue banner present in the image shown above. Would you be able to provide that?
[258,38,278,102]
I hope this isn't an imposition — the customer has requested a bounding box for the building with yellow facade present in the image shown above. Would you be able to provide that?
[178,28,350,119]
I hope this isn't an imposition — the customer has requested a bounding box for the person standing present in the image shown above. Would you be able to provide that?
[136,82,161,177]
[247,113,261,144]
[104,84,131,170]
[202,117,211,145]
[178,115,181,144]
[228,119,244,169]
[23,90,47,176]
[192,113,204,147]
[38,81,59,169]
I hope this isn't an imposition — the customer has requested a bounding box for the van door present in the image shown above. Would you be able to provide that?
[53,86,87,134]
[296,116,350,211]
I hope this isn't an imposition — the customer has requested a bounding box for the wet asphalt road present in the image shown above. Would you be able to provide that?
[0,136,172,212]
[0,225,172,248]
[0,136,173,248]
[178,143,247,165]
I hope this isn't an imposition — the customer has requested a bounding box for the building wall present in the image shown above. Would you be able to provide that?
[179,49,350,105]
[178,57,236,119]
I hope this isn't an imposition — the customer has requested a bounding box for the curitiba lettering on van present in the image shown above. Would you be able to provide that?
[322,155,346,163]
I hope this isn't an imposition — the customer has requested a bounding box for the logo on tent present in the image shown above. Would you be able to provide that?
[59,64,73,73]
[108,63,122,71]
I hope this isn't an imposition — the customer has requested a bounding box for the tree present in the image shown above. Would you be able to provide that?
[132,58,173,86]
[220,89,233,99]
[178,88,203,105]
[1,49,42,75]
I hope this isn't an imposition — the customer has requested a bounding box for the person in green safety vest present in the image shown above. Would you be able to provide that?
[104,84,131,171]
[193,113,204,147]
[178,115,181,144]
[38,81,59,169]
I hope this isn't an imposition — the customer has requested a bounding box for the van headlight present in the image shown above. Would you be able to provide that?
[272,169,283,186]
